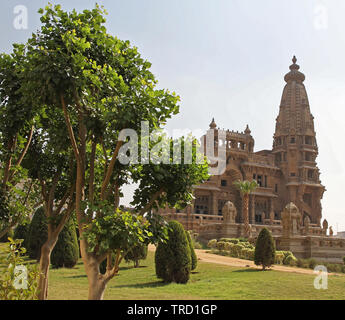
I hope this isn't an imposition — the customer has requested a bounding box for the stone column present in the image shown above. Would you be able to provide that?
[269,198,275,224]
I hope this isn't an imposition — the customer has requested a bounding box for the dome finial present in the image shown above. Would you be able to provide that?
[209,117,217,129]
[292,55,297,64]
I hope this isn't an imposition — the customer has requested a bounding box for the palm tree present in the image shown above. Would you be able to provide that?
[233,180,258,238]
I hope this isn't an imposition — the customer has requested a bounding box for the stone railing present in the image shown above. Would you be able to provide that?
[246,153,275,167]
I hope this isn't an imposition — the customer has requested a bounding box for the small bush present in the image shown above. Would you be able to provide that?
[155,220,191,284]
[124,243,148,268]
[207,239,217,249]
[275,252,285,265]
[216,241,227,252]
[343,256,345,265]
[254,228,275,270]
[27,207,48,260]
[308,258,317,269]
[13,223,30,249]
[185,231,197,271]
[284,254,297,266]
[50,217,79,269]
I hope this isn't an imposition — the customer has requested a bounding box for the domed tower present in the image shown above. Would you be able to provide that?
[272,56,325,226]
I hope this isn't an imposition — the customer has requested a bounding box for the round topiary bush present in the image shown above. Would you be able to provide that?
[185,231,197,271]
[155,220,191,284]
[124,243,148,268]
[27,207,47,260]
[254,227,275,270]
[51,217,79,268]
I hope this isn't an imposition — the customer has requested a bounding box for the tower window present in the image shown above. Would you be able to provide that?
[305,136,313,145]
[275,184,278,193]
[290,137,295,144]
[221,180,227,187]
[257,175,262,187]
[290,172,296,177]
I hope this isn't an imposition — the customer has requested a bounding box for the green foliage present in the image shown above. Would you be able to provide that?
[124,243,148,268]
[275,251,285,265]
[155,220,191,284]
[185,231,197,271]
[254,228,275,270]
[27,207,47,260]
[0,228,14,243]
[284,254,297,266]
[207,239,217,249]
[51,218,79,268]
[343,256,345,265]
[0,238,40,300]
[233,180,258,195]
[82,205,168,256]
[13,223,30,248]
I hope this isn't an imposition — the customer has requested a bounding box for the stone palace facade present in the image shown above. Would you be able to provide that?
[158,57,345,262]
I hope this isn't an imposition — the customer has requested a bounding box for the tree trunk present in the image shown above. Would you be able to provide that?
[83,253,108,300]
[37,238,58,300]
[243,194,250,238]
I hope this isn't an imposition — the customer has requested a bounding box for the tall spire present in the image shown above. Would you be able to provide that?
[272,56,324,226]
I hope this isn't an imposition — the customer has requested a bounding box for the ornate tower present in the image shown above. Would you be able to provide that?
[272,56,325,226]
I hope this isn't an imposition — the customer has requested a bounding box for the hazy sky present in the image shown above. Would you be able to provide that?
[2,0,345,231]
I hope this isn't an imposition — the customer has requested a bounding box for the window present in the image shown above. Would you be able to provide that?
[290,172,296,177]
[264,175,267,188]
[305,136,313,145]
[308,170,314,179]
[221,180,227,187]
[257,175,262,187]
[290,137,295,144]
[275,184,278,193]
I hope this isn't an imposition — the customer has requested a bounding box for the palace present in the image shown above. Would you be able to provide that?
[158,57,345,262]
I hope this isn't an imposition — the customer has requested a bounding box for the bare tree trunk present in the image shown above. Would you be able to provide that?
[86,262,107,300]
[37,238,57,300]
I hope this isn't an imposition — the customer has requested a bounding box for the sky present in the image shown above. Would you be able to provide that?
[1,0,345,231]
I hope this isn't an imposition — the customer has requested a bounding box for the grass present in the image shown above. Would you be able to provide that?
[1,243,345,300]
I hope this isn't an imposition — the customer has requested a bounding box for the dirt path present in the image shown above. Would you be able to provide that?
[148,245,339,276]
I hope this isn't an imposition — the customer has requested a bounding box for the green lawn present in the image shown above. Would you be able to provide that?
[1,243,345,300]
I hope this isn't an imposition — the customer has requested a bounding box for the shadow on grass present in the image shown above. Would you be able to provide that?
[66,274,88,279]
[112,280,169,289]
[232,268,265,273]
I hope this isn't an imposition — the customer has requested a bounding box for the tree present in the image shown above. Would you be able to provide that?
[233,180,258,237]
[0,48,39,239]
[254,227,275,270]
[24,4,208,299]
[185,231,197,271]
[124,244,148,268]
[155,220,192,284]
[50,216,79,268]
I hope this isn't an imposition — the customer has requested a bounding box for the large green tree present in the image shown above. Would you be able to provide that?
[24,4,208,300]
[0,46,40,239]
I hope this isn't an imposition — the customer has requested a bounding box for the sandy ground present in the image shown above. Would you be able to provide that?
[148,244,339,276]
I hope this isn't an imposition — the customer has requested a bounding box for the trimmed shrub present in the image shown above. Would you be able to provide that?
[155,220,191,284]
[308,258,317,270]
[27,207,47,260]
[13,223,30,249]
[216,241,227,252]
[185,231,197,271]
[50,217,79,268]
[124,243,148,268]
[207,239,217,249]
[284,254,297,266]
[275,251,285,265]
[254,228,275,270]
